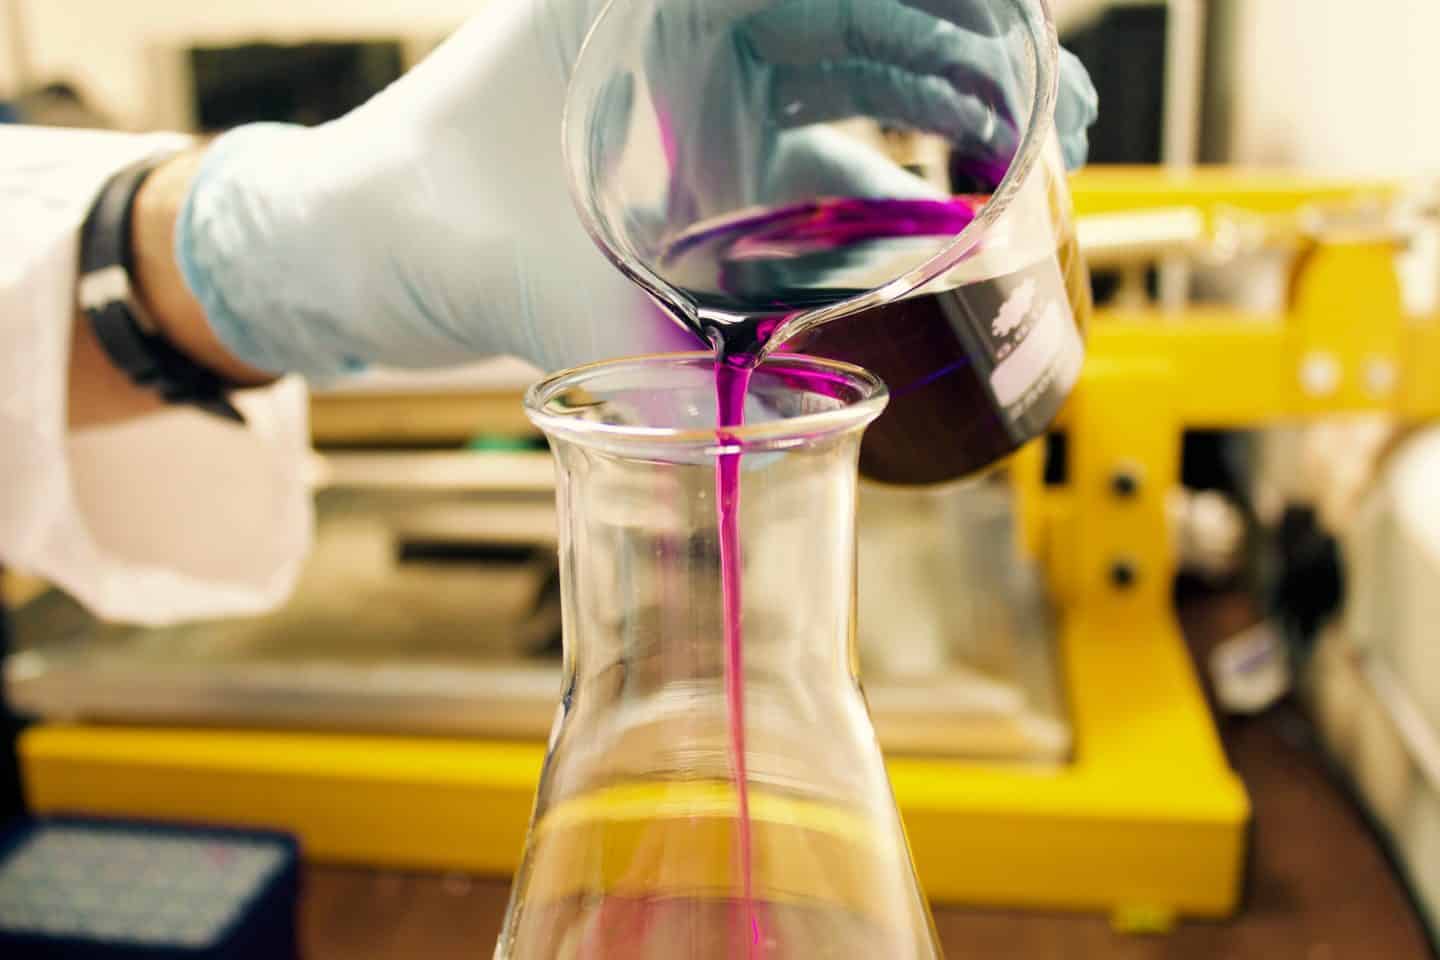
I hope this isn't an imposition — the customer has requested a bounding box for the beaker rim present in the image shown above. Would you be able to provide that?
[768,0,1062,348]
[562,0,1063,355]
[524,352,889,457]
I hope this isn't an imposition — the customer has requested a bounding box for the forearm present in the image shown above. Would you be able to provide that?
[68,148,276,429]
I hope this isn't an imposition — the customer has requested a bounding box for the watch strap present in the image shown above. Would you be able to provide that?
[78,156,245,424]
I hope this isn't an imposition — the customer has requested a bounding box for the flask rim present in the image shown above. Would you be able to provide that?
[524,352,889,457]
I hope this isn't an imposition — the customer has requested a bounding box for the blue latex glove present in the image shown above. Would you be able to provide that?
[178,0,688,382]
[601,0,1098,225]
[177,0,1096,382]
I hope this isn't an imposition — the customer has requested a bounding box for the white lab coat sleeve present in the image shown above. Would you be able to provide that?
[0,126,312,625]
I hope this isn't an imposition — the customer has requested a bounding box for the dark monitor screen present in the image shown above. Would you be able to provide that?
[190,40,404,131]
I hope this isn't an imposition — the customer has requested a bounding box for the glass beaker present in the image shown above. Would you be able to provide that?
[564,0,1091,485]
[496,354,940,959]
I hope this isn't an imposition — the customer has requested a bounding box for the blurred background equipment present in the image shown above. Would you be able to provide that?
[0,0,447,131]
[13,169,1440,930]
[190,41,403,131]
[0,817,300,958]
[4,80,112,128]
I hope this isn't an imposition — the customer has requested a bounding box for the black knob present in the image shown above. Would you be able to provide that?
[1110,468,1141,498]
[1109,559,1139,590]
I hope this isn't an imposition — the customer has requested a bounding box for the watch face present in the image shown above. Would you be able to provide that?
[78,265,134,314]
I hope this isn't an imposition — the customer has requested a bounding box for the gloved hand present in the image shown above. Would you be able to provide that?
[178,0,686,382]
[177,0,1096,382]
[627,0,1095,224]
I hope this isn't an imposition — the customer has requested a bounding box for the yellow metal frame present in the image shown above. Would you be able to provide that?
[1070,165,1399,220]
[20,168,1440,925]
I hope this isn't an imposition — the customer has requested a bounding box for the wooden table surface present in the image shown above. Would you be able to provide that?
[301,591,1434,958]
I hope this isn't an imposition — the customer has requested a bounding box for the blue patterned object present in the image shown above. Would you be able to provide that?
[0,817,299,959]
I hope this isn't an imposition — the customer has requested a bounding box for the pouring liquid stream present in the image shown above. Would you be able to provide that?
[665,188,1083,955]
[691,196,989,957]
[712,357,758,954]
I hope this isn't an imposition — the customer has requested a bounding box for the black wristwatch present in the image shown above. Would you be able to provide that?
[77,155,246,423]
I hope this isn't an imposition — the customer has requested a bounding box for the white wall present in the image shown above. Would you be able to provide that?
[1222,0,1440,175]
[7,0,478,130]
[14,0,1440,176]
[1059,0,1440,176]
[11,0,1159,129]
[1,0,27,97]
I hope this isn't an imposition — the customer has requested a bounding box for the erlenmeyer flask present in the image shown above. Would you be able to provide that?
[496,354,940,959]
[564,0,1091,485]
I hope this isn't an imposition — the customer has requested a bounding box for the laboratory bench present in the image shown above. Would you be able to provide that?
[298,589,1434,959]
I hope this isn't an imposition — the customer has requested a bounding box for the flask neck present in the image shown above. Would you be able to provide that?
[552,438,863,702]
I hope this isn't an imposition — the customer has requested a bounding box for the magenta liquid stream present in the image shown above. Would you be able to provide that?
[689,194,1083,956]
[699,197,991,957]
[714,358,759,955]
